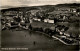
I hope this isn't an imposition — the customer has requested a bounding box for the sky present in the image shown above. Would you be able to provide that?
[0,0,80,9]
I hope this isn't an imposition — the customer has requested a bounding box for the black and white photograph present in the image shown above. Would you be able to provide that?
[0,0,80,51]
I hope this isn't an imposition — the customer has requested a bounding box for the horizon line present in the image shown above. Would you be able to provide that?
[0,3,80,10]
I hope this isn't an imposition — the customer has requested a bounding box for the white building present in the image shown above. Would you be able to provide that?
[33,18,41,22]
[44,19,48,23]
[48,19,54,23]
[33,18,38,21]
[44,19,54,23]
[37,19,41,21]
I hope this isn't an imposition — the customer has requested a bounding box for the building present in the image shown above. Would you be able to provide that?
[44,19,48,23]
[48,19,54,23]
[33,17,41,22]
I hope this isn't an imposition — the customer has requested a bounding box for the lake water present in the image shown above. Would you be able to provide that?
[1,30,79,51]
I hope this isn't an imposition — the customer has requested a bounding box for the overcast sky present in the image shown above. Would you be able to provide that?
[0,0,80,9]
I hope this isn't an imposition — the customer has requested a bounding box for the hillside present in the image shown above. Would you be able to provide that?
[1,3,80,14]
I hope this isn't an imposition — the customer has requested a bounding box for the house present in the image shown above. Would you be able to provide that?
[33,18,41,22]
[48,19,54,23]
[33,18,38,21]
[55,25,69,32]
[37,19,41,21]
[44,19,48,23]
[64,33,70,37]
[48,17,54,23]
[44,18,54,23]
[70,8,77,13]
[60,36,67,39]
[59,31,64,35]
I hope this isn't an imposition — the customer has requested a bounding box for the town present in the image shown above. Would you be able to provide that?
[1,3,80,47]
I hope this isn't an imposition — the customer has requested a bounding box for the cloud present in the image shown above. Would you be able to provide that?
[0,0,21,6]
[0,0,80,7]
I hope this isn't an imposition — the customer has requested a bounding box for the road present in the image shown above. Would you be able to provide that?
[1,30,79,51]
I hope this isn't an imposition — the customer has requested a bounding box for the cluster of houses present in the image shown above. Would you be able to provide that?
[1,7,79,45]
[33,17,54,23]
[1,6,80,24]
